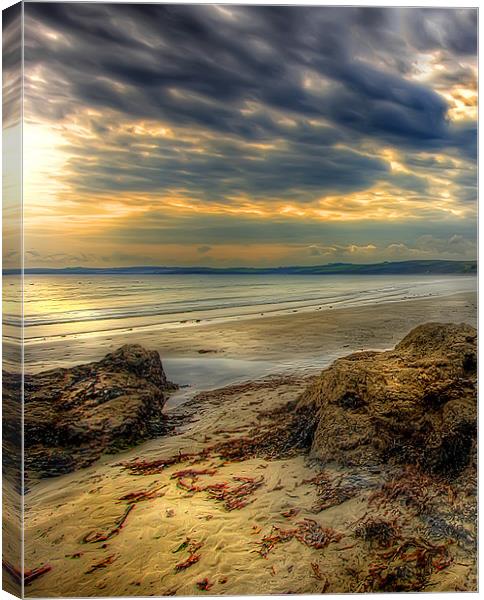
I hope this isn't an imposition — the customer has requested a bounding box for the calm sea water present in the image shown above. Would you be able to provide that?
[7,273,476,340]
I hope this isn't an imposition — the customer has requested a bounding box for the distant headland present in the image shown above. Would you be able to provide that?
[6,259,477,276]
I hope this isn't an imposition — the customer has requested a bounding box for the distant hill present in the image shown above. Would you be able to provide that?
[6,260,477,276]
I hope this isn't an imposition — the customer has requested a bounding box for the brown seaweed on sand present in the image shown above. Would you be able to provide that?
[353,516,401,549]
[85,555,117,575]
[82,504,135,544]
[169,468,265,511]
[359,537,452,592]
[303,471,358,512]
[257,519,342,558]
[296,519,343,549]
[175,554,201,572]
[122,451,207,476]
[196,578,214,591]
[368,467,452,516]
[118,484,167,504]
[173,538,203,572]
[310,562,324,580]
[171,467,218,479]
[210,406,317,462]
[172,538,202,555]
[311,563,330,591]
[120,399,313,480]
[205,476,265,511]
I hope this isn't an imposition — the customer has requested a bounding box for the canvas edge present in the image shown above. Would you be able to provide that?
[2,1,24,597]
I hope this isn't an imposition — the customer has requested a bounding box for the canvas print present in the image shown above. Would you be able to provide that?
[2,3,478,597]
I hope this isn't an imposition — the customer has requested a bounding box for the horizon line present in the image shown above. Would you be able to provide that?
[4,258,477,275]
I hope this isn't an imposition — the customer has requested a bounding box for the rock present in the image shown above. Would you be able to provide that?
[297,323,477,478]
[9,345,177,478]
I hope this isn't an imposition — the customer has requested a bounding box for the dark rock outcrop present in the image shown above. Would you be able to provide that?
[12,345,176,478]
[297,323,477,478]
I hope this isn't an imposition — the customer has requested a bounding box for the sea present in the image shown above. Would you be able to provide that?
[3,273,476,402]
[12,273,476,338]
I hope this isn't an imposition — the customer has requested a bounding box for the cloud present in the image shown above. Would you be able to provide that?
[24,218,476,268]
[414,233,476,256]
[2,3,22,128]
[22,6,477,209]
[308,245,324,256]
[24,5,476,155]
[103,211,476,248]
[303,235,475,263]
[406,9,477,55]
[25,251,98,265]
[17,5,477,267]
[307,243,377,258]
[59,118,389,202]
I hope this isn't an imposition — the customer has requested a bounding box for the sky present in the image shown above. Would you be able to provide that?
[6,4,479,267]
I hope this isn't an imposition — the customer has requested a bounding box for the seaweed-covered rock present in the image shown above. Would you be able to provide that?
[16,345,176,478]
[297,323,476,478]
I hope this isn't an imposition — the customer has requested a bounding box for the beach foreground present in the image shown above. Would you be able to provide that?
[18,317,477,596]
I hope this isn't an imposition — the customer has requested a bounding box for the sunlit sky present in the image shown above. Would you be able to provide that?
[7,4,478,267]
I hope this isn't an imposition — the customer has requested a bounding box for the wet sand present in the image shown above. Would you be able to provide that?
[23,291,476,378]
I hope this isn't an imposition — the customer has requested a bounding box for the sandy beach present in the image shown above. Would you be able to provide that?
[23,375,477,597]
[18,292,477,596]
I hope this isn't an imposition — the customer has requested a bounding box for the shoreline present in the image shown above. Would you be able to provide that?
[17,276,477,343]
[20,291,477,380]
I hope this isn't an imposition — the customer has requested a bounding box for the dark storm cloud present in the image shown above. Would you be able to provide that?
[24,5,476,143]
[22,4,477,205]
[2,3,22,128]
[406,8,477,55]
[62,127,389,200]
